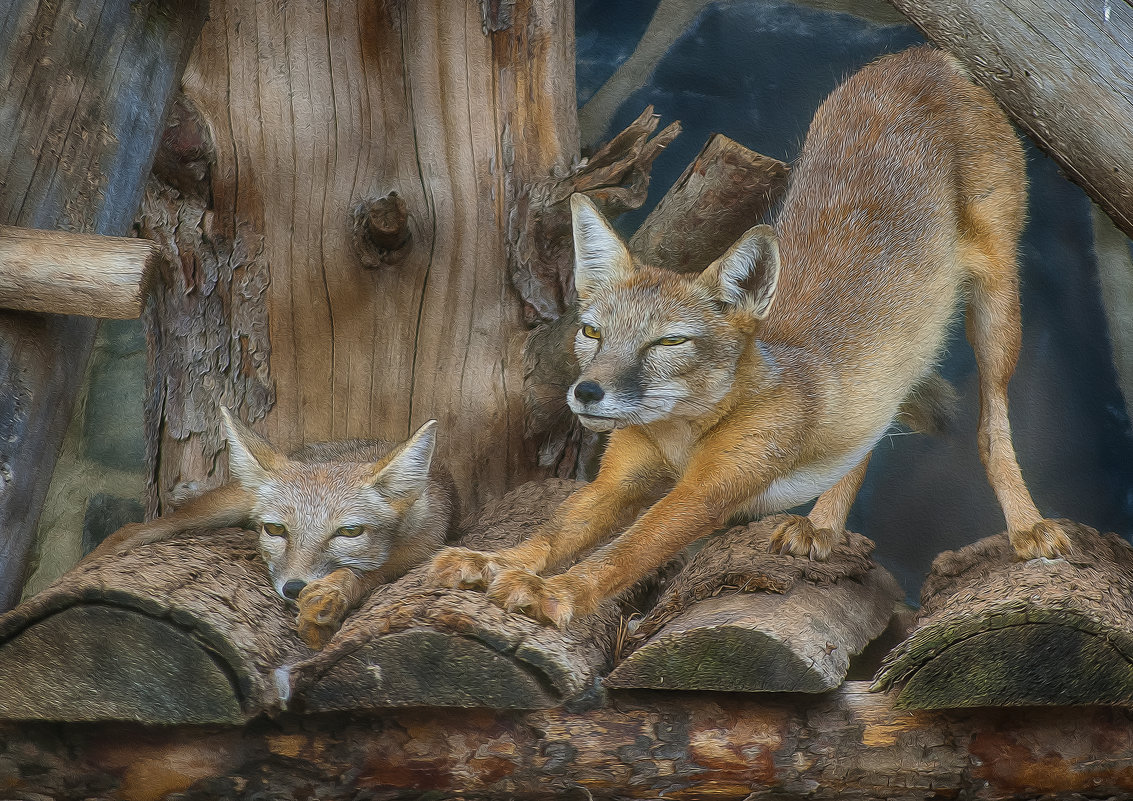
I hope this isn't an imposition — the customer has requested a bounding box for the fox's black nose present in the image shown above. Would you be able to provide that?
[281,579,307,600]
[574,380,605,403]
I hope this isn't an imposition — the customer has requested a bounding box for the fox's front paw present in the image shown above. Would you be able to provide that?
[487,570,596,629]
[1010,519,1073,560]
[428,546,511,590]
[769,515,838,561]
[296,581,350,650]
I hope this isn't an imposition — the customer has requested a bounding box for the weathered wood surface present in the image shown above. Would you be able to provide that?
[0,225,158,318]
[4,683,1133,800]
[608,516,902,692]
[291,479,621,711]
[887,0,1133,239]
[874,522,1133,708]
[0,529,306,724]
[0,0,207,611]
[140,0,594,519]
[525,135,789,479]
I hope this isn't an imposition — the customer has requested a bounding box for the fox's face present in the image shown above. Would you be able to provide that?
[567,194,780,431]
[220,410,436,601]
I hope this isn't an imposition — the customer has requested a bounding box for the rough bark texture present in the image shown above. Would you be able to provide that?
[0,0,207,611]
[525,136,789,479]
[291,479,621,711]
[4,683,1133,800]
[607,516,902,692]
[141,0,580,520]
[0,226,158,318]
[0,529,308,724]
[874,522,1133,708]
[887,0,1133,238]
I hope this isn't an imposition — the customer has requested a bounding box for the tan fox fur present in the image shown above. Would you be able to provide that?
[96,409,458,648]
[430,46,1073,628]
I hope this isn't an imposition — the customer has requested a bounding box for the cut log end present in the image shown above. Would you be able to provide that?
[874,522,1133,708]
[0,605,243,724]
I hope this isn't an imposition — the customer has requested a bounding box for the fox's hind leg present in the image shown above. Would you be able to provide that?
[961,225,1071,559]
[770,454,870,560]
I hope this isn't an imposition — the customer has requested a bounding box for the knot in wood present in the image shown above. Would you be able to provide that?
[351,192,412,268]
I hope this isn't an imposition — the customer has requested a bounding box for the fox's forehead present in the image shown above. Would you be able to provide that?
[252,463,394,530]
[581,271,716,334]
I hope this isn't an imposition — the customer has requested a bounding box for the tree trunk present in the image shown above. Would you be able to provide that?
[886,0,1133,239]
[5,683,1133,800]
[141,0,581,515]
[0,0,207,610]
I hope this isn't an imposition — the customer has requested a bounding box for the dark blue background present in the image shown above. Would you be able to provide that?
[576,0,1133,599]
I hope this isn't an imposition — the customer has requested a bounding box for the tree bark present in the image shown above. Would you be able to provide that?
[886,0,1133,239]
[141,0,584,517]
[874,522,1133,708]
[0,226,158,318]
[4,682,1133,800]
[0,0,208,610]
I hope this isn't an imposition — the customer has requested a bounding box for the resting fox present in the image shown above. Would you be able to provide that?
[97,409,457,647]
[429,46,1073,627]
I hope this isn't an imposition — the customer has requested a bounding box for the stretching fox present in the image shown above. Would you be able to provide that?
[98,409,458,647]
[430,46,1073,627]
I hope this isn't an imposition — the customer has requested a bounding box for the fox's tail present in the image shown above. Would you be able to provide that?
[896,370,959,435]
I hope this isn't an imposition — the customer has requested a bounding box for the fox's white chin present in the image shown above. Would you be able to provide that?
[575,413,620,432]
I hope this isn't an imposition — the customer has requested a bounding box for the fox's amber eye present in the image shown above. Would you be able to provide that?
[581,324,602,340]
[262,522,287,537]
[335,525,365,538]
[657,335,690,346]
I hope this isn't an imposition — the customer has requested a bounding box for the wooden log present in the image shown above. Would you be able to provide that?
[525,136,789,479]
[0,529,308,724]
[0,0,208,611]
[873,521,1133,708]
[0,225,158,318]
[290,480,621,711]
[607,516,902,692]
[5,683,1133,800]
[885,0,1133,239]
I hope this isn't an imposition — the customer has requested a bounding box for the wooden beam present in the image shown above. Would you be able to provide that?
[3,683,1133,800]
[0,226,158,318]
[0,0,208,611]
[885,0,1133,239]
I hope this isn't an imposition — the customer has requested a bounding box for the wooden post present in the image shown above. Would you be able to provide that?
[139,0,597,518]
[0,0,208,611]
[0,226,158,318]
[885,0,1133,239]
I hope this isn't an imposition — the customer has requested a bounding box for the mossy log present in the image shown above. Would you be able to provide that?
[290,480,622,711]
[0,530,307,724]
[873,522,1133,708]
[607,516,902,692]
[5,683,1133,800]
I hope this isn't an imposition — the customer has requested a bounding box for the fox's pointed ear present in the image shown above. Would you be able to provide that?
[571,193,633,299]
[369,419,437,501]
[220,406,287,488]
[698,224,780,318]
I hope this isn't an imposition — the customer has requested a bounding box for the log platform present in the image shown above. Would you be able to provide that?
[873,522,1133,708]
[607,516,903,692]
[289,479,623,711]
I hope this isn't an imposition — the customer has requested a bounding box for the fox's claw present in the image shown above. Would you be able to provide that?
[768,515,837,561]
[1010,519,1072,560]
[296,581,350,650]
[428,546,511,590]
[487,570,595,629]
